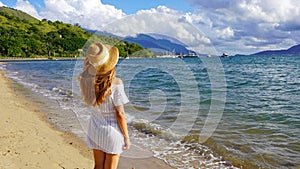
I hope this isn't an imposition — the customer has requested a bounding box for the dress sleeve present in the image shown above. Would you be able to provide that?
[112,84,129,106]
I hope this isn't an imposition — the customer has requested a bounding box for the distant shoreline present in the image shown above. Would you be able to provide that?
[0,57,84,62]
[0,56,154,62]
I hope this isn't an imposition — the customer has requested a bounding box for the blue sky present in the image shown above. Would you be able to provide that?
[101,0,194,14]
[1,0,43,11]
[1,0,300,55]
[1,0,194,14]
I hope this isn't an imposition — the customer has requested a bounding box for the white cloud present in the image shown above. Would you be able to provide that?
[15,0,41,19]
[103,6,215,54]
[215,27,234,39]
[39,0,125,30]
[6,0,300,54]
[184,0,300,54]
[236,0,299,23]
[178,12,193,23]
[249,37,267,43]
[0,1,6,7]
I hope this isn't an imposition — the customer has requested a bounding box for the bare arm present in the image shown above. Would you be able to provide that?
[115,105,130,150]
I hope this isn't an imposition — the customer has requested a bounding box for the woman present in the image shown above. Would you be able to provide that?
[79,42,130,169]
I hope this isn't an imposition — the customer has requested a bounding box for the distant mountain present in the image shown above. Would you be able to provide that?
[123,34,194,55]
[83,28,97,34]
[251,44,300,56]
[147,33,187,47]
[0,6,153,58]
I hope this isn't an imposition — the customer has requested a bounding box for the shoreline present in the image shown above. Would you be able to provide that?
[0,69,93,168]
[0,57,82,62]
[0,67,174,169]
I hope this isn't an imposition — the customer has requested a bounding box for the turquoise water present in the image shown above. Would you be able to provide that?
[1,55,299,168]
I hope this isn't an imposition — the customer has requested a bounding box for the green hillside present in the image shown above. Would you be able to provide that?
[0,6,154,58]
[0,6,38,22]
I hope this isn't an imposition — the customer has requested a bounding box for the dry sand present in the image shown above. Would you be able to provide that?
[0,70,173,169]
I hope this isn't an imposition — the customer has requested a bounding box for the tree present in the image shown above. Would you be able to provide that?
[0,6,153,58]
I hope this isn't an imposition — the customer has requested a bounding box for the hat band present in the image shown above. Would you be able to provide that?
[89,49,109,67]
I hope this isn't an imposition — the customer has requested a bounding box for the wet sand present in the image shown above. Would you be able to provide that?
[0,69,173,169]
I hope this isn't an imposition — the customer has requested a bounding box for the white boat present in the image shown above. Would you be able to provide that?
[156,50,177,58]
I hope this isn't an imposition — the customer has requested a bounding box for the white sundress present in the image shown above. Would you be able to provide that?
[87,83,129,154]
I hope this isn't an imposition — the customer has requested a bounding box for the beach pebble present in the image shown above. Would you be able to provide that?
[223,161,232,166]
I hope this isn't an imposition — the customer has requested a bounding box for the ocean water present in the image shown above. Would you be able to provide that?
[1,55,299,169]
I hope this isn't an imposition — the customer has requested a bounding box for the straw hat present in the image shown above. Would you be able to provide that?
[86,42,119,75]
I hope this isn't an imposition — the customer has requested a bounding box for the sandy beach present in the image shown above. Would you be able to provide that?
[0,69,173,169]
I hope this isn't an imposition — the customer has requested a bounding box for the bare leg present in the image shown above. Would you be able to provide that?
[93,149,106,169]
[104,153,120,169]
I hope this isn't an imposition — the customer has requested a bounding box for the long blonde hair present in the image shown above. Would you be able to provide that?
[79,58,116,106]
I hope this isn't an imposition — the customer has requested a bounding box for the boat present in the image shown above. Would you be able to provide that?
[156,50,177,58]
[221,53,229,57]
[180,52,198,58]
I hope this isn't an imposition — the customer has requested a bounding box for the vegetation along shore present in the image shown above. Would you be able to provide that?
[0,6,154,59]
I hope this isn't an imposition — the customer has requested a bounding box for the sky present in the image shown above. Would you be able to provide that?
[1,0,300,55]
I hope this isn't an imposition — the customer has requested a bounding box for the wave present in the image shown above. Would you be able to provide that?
[52,87,74,98]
